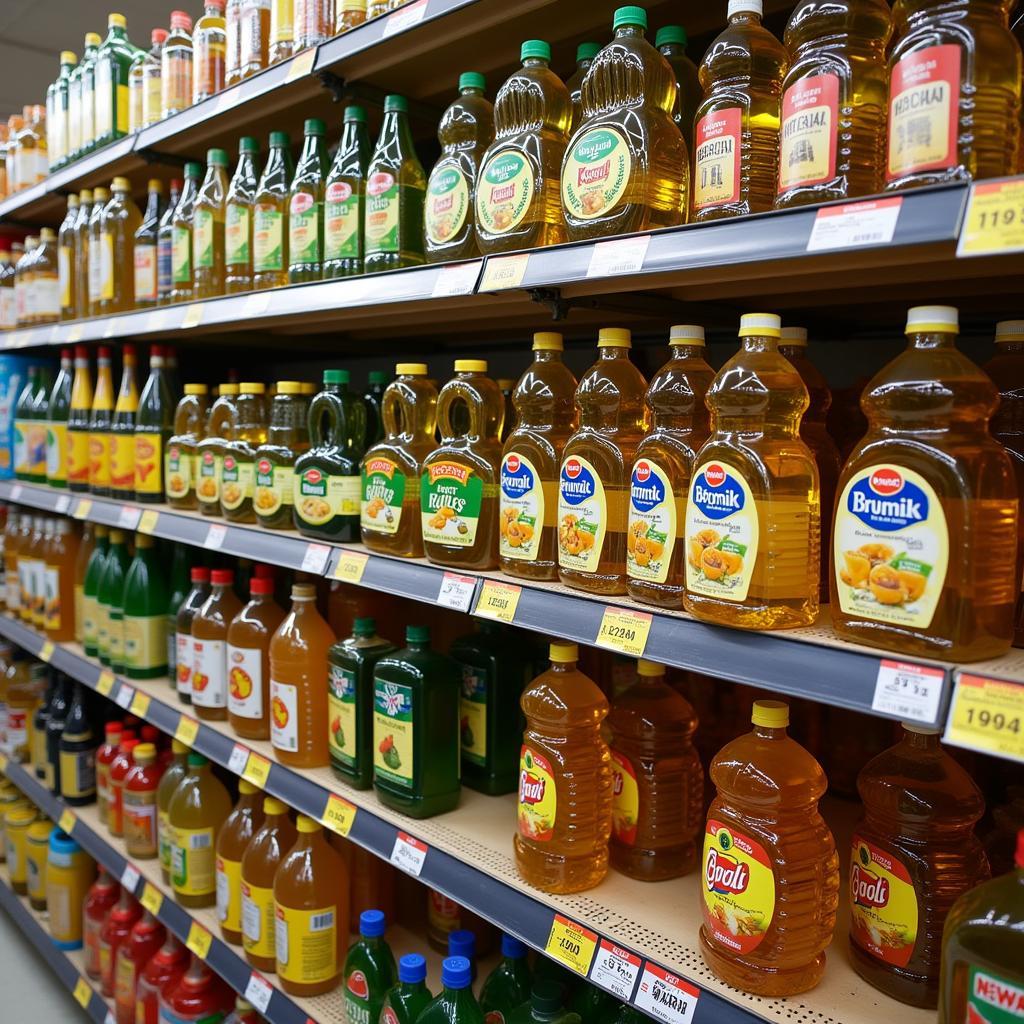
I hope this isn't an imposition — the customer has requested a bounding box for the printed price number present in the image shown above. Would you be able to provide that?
[175,716,199,746]
[436,572,477,613]
[130,691,151,718]
[186,921,212,959]
[58,809,76,834]
[97,670,116,695]
[321,794,357,837]
[957,178,1024,256]
[390,831,428,876]
[595,608,653,658]
[242,752,271,787]
[73,977,92,1008]
[634,963,700,1024]
[244,972,275,1013]
[589,940,642,1002]
[871,659,944,724]
[333,549,369,583]
[432,260,481,297]
[121,864,141,893]
[140,883,163,915]
[586,234,651,279]
[479,253,530,292]
[474,580,521,623]
[805,196,903,252]
[944,673,1024,763]
[545,914,598,977]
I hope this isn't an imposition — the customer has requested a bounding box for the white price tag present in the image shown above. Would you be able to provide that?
[300,543,331,574]
[589,940,642,1002]
[242,291,272,318]
[383,0,427,36]
[633,964,700,1024]
[121,864,141,893]
[431,260,481,297]
[243,972,274,1013]
[436,572,476,612]
[118,505,141,530]
[205,524,227,550]
[10,484,22,502]
[806,197,903,252]
[104,1012,116,1024]
[228,743,250,775]
[55,495,71,514]
[586,234,651,278]
[871,659,945,724]
[115,686,134,710]
[389,831,428,876]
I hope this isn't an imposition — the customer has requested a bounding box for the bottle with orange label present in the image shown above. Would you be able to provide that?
[109,343,139,500]
[192,568,243,721]
[216,780,264,946]
[88,345,115,496]
[558,328,647,595]
[515,641,612,894]
[227,574,285,740]
[849,723,989,1007]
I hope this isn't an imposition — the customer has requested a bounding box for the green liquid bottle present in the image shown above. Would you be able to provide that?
[253,131,293,290]
[372,624,460,818]
[94,13,136,149]
[508,982,581,1024]
[97,527,131,670]
[364,95,426,273]
[170,162,203,303]
[381,954,434,1024]
[13,366,37,481]
[324,106,370,279]
[417,957,484,1024]
[480,935,532,1024]
[193,148,230,299]
[344,910,398,1024]
[46,347,73,488]
[122,533,169,680]
[288,118,328,283]
[225,137,260,294]
[82,524,109,657]
[28,365,52,485]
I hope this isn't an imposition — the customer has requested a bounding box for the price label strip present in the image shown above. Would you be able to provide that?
[186,921,212,959]
[205,523,227,550]
[121,864,141,893]
[633,964,700,1024]
[130,691,151,718]
[437,572,477,613]
[38,641,55,663]
[180,304,204,330]
[242,752,271,787]
[479,253,530,292]
[138,509,160,534]
[175,716,200,746]
[227,743,250,774]
[390,831,428,876]
[140,883,163,915]
[301,542,331,574]
[806,196,903,252]
[586,234,651,279]
[383,0,427,37]
[115,685,135,710]
[321,794,357,836]
[589,939,642,1001]
[73,977,92,1009]
[944,673,1024,763]
[474,580,522,623]
[97,670,116,696]
[957,177,1024,257]
[58,809,76,834]
[871,659,945,724]
[432,260,481,297]
[55,495,71,514]
[118,505,141,530]
[334,550,369,583]
[284,46,316,83]
[595,607,653,659]
[545,914,598,977]
[244,972,275,1013]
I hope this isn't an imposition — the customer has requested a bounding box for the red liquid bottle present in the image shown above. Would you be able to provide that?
[114,908,166,1024]
[99,888,142,997]
[160,954,234,1021]
[84,866,120,979]
[96,720,125,825]
[135,931,189,1024]
[108,734,140,837]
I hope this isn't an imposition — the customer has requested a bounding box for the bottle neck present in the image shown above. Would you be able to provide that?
[752,723,786,740]
[908,330,957,351]
[902,728,940,752]
[729,10,762,26]
[523,57,549,70]
[615,24,644,39]
[742,334,779,354]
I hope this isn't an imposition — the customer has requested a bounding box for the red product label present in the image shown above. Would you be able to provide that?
[290,192,314,215]
[693,107,742,209]
[327,181,352,202]
[779,73,839,192]
[367,172,395,196]
[347,969,369,998]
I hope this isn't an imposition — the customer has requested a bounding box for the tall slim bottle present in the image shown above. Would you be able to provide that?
[58,195,79,320]
[193,0,227,104]
[109,344,139,500]
[193,149,230,298]
[323,107,369,279]
[47,348,74,489]
[656,26,702,153]
[225,137,259,293]
[99,177,141,314]
[566,42,599,136]
[89,346,115,497]
[162,12,194,119]
[253,131,293,290]
[288,118,328,283]
[240,0,271,77]
[72,190,93,318]
[136,345,174,503]
[133,179,164,309]
[157,179,182,305]
[68,37,96,161]
[87,186,110,317]
[171,162,203,303]
[67,346,94,492]
[93,14,136,148]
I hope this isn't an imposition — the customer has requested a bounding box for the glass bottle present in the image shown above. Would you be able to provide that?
[269,0,295,64]
[134,30,168,132]
[0,247,15,330]
[164,546,195,691]
[88,345,115,496]
[87,186,110,316]
[253,130,293,290]
[192,568,243,720]
[122,533,169,679]
[254,381,308,529]
[324,106,370,278]
[157,179,182,304]
[133,179,164,308]
[566,42,599,136]
[72,190,93,318]
[344,909,398,1021]
[197,383,240,516]
[82,525,109,658]
[108,343,138,500]
[225,137,259,293]
[176,567,211,703]
[416,958,483,1024]
[58,195,79,320]
[94,14,136,147]
[171,162,203,303]
[67,345,93,492]
[122,744,164,859]
[215,781,264,945]
[194,148,230,298]
[162,12,194,118]
[656,26,703,153]
[226,0,242,86]
[240,0,272,77]
[33,229,61,325]
[71,34,102,160]
[193,0,228,104]
[288,118,328,283]
[44,518,80,642]
[336,0,367,33]
[97,528,130,669]
[50,51,78,171]
[294,0,332,48]
[222,382,266,521]
[166,384,209,508]
[99,176,142,314]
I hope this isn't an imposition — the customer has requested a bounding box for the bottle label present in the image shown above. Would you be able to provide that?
[6,707,28,753]
[965,965,1024,1023]
[325,181,361,260]
[561,127,633,220]
[289,192,321,263]
[779,73,839,193]
[165,443,192,500]
[345,969,376,1023]
[887,45,960,180]
[82,595,98,647]
[193,208,215,269]
[227,645,264,719]
[27,420,48,475]
[135,432,163,494]
[144,74,161,127]
[500,452,543,562]
[172,225,192,285]
[253,204,284,272]
[271,679,299,751]
[684,461,758,602]
[221,453,254,510]
[421,461,485,548]
[833,464,948,629]
[849,834,919,967]
[198,449,221,505]
[108,611,124,663]
[124,615,167,672]
[328,664,358,768]
[373,678,414,789]
[124,793,158,852]
[610,750,639,845]
[216,855,242,930]
[558,455,608,574]
[476,149,535,235]
[110,432,136,492]
[43,565,61,629]
[627,457,678,585]
[0,288,15,329]
[241,881,276,958]
[276,904,337,985]
[225,203,250,265]
[96,601,110,656]
[59,245,72,308]
[193,638,227,707]
[365,171,400,254]
[133,243,157,302]
[47,422,68,483]
[171,826,216,897]
[115,954,137,1008]
[517,746,557,842]
[458,664,488,766]
[361,457,408,535]
[425,163,470,244]
[255,459,293,516]
[701,819,775,954]
[68,429,90,486]
[99,232,116,301]
[158,236,173,295]
[694,107,742,209]
[159,808,172,873]
[95,59,113,138]
[59,747,96,800]
[295,468,361,525]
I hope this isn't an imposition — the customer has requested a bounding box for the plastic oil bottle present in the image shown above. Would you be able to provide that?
[421,360,503,571]
[192,568,243,720]
[254,381,307,530]
[99,177,141,314]
[67,346,93,491]
[700,700,839,996]
[109,343,138,500]
[425,73,495,263]
[288,118,328,283]
[225,137,259,293]
[166,384,210,509]
[475,41,570,254]
[241,796,296,971]
[692,0,788,220]
[197,382,240,517]
[134,179,164,309]
[253,131,293,290]
[566,43,599,135]
[627,325,713,609]
[221,382,266,522]
[657,27,703,152]
[193,148,229,299]
[193,0,227,103]
[324,105,370,278]
[215,780,264,946]
[559,328,647,596]
[775,0,892,208]
[176,567,211,703]
[850,723,989,1007]
[562,7,688,241]
[361,363,438,558]
[227,574,285,739]
[831,306,1017,661]
[89,345,115,496]
[93,13,135,148]
[47,347,73,488]
[500,334,578,582]
[161,12,194,118]
[87,190,109,316]
[170,162,203,303]
[684,313,819,630]
[516,641,610,894]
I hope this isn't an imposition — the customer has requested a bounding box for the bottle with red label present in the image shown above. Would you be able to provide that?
[381,953,434,1024]
[700,700,839,996]
[108,733,140,838]
[124,741,164,859]
[192,568,243,720]
[850,722,989,1007]
[775,0,892,208]
[84,866,120,979]
[100,887,142,997]
[176,566,211,704]
[114,908,166,1024]
[158,953,234,1023]
[135,931,189,1024]
[96,719,124,825]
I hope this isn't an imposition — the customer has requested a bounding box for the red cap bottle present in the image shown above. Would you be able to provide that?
[99,888,142,997]
[108,735,140,837]
[135,931,189,1024]
[161,954,234,1020]
[113,909,166,1024]
[97,721,125,826]
[83,866,121,980]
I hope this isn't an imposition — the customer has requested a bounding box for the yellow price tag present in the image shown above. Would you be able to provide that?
[130,691,151,718]
[175,716,199,746]
[243,752,271,787]
[38,641,55,663]
[479,253,530,292]
[73,976,92,1008]
[285,46,316,83]
[545,914,599,976]
[944,673,1024,762]
[138,509,160,535]
[58,809,76,834]
[321,794,357,837]
[957,178,1024,256]
[97,670,116,695]
[140,883,163,915]
[186,921,212,959]
[72,498,92,520]
[595,607,653,658]
[0,752,7,773]
[474,580,522,623]
[67,324,83,342]
[181,304,204,329]
[333,550,369,583]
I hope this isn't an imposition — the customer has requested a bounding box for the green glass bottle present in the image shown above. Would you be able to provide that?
[364,95,426,273]
[417,958,484,1024]
[288,118,328,283]
[122,533,169,679]
[46,348,73,488]
[344,910,398,1024]
[324,106,370,279]
[372,625,460,818]
[93,13,136,148]
[363,370,388,447]
[170,162,203,304]
[97,527,131,670]
[225,137,260,294]
[13,367,37,481]
[380,954,434,1024]
[253,131,293,290]
[508,983,581,1024]
[135,345,174,503]
[28,365,52,485]
[480,935,532,1023]
[82,524,110,658]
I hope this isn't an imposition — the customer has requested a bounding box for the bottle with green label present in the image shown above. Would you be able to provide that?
[288,118,328,283]
[193,148,230,299]
[324,106,370,279]
[508,982,581,1024]
[82,524,109,657]
[364,95,426,273]
[225,137,260,293]
[222,382,267,523]
[170,162,203,304]
[157,179,182,305]
[253,131,293,290]
[344,910,398,1024]
[372,625,460,818]
[293,370,367,541]
[380,954,433,1024]
[46,348,73,488]
[327,617,396,788]
[97,527,130,670]
[122,533,169,679]
[417,957,484,1024]
[254,381,308,530]
[425,72,494,263]
[450,620,528,795]
[480,934,532,1023]
[93,13,136,149]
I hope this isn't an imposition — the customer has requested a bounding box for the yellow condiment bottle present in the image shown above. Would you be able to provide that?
[6,805,38,893]
[684,313,819,630]
[26,819,53,911]
[558,328,647,596]
[46,829,96,949]
[831,306,1018,661]
[99,177,141,314]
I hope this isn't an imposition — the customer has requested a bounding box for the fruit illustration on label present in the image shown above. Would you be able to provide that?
[378,734,401,770]
[347,969,369,998]
[229,666,252,701]
[193,671,210,692]
[272,696,289,730]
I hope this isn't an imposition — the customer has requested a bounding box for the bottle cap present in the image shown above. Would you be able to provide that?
[105,721,124,739]
[454,359,487,372]
[40,227,57,241]
[396,362,427,375]
[291,583,317,600]
[738,313,782,337]
[368,370,389,384]
[108,13,127,28]
[360,909,386,937]
[995,320,1024,343]
[406,625,430,644]
[384,95,407,113]
[448,929,475,959]
[172,739,190,755]
[184,383,208,395]
[186,752,208,767]
[28,820,54,843]
[751,700,788,728]
[669,324,705,345]
[211,568,234,585]
[532,981,564,1013]
[269,130,290,148]
[250,577,274,595]
[263,796,288,815]
[206,0,226,9]
[533,332,563,351]
[61,50,78,64]
[191,566,211,583]
[344,105,366,123]
[501,933,527,958]
[169,179,182,192]
[184,161,203,178]
[170,11,193,30]
[905,305,958,333]
[134,743,157,764]
[521,39,551,61]
[399,953,427,984]
[277,380,302,394]
[147,178,163,193]
[85,32,102,46]
[442,957,472,990]
[496,378,516,390]
[655,25,688,47]
[549,641,578,663]
[781,326,807,345]
[728,0,762,16]
[151,29,168,44]
[240,382,265,394]
[576,41,601,61]
[109,528,126,543]
[207,148,229,166]
[324,369,349,384]
[296,815,320,833]
[300,382,316,395]
[238,779,259,796]
[597,327,631,348]
[614,6,647,30]
[459,72,486,91]
[353,617,376,636]
[50,830,81,856]
[304,117,326,136]
[219,383,240,395]
[637,658,663,677]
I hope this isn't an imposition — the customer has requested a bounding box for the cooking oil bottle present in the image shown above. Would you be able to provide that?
[500,333,578,582]
[361,364,438,558]
[324,106,370,278]
[99,177,141,314]
[166,384,209,509]
[420,360,503,571]
[559,328,647,596]
[775,0,892,208]
[225,138,259,293]
[885,0,1022,190]
[193,149,230,299]
[700,700,839,996]
[684,313,819,630]
[475,41,571,255]
[627,325,713,609]
[253,131,293,290]
[170,163,203,304]
[87,189,109,316]
[562,7,688,241]
[222,382,266,522]
[692,0,788,221]
[656,27,702,152]
[566,43,599,135]
[831,306,1018,661]
[197,383,240,517]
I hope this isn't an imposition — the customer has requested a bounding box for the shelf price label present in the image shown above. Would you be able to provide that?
[301,542,331,574]
[545,915,598,977]
[72,498,92,519]
[130,691,151,718]
[805,196,903,252]
[38,640,55,663]
[186,921,212,959]
[243,752,271,787]
[181,304,204,329]
[175,716,199,746]
[227,743,250,775]
[58,809,76,834]
[205,523,227,550]
[390,831,428,876]
[321,794,357,837]
[633,964,700,1024]
[595,607,652,658]
[73,976,92,1008]
[944,673,1024,763]
[383,0,427,36]
[589,939,642,1001]
[118,505,141,530]
[138,509,160,535]
[479,253,530,292]
[284,46,316,83]
[437,572,477,612]
[244,972,275,1013]
[8,483,22,502]
[957,178,1024,257]
[474,580,521,623]
[333,550,369,584]
[115,685,135,710]
[55,495,71,514]
[97,670,116,696]
[140,883,163,915]
[871,659,944,723]
[586,234,651,279]
[121,864,141,893]
[432,260,481,297]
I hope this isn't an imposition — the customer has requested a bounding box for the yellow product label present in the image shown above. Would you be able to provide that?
[59,748,95,799]
[557,455,608,574]
[255,459,293,517]
[321,795,356,837]
[275,903,338,986]
[47,422,68,484]
[475,580,521,623]
[545,915,599,978]
[89,432,110,488]
[701,819,775,955]
[946,673,1024,761]
[779,73,839,192]
[459,664,488,767]
[144,75,162,127]
[165,442,192,500]
[425,162,470,245]
[82,595,99,648]
[272,0,293,41]
[197,449,221,505]
[43,565,61,630]
[500,452,546,562]
[849,834,919,967]
[476,148,536,236]
[59,246,72,308]
[74,583,84,637]
[241,880,277,958]
[134,432,162,494]
[627,457,679,585]
[373,678,414,789]
[110,433,136,492]
[117,83,129,134]
[158,809,173,874]
[220,453,253,511]
[517,746,557,843]
[610,750,640,846]
[216,855,242,932]
[171,826,216,897]
[123,615,167,673]
[561,127,633,220]
[96,602,110,655]
[68,430,91,487]
[685,461,759,602]
[100,233,115,301]
[834,464,948,629]
[294,469,361,525]
[107,613,124,664]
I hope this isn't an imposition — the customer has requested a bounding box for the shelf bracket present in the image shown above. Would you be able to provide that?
[528,287,571,321]
[134,148,190,169]
[317,70,348,104]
